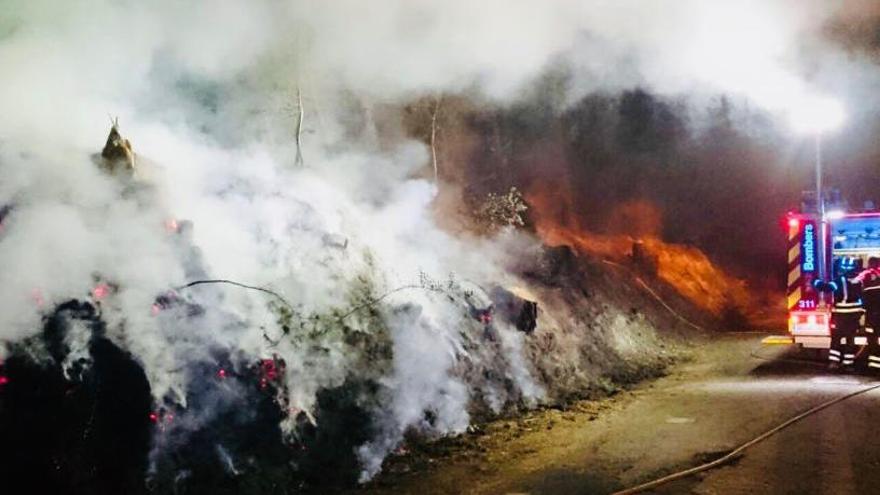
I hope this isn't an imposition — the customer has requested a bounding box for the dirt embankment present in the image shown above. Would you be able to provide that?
[510,243,709,406]
[340,240,729,491]
[359,335,791,495]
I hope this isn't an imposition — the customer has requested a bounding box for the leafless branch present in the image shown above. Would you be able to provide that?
[430,95,442,182]
[294,86,305,167]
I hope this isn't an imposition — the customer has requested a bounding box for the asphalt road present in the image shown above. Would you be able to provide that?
[649,342,880,495]
[365,334,880,495]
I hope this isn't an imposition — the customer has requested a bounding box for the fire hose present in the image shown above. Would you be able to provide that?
[176,279,295,310]
[174,277,482,346]
[176,278,473,323]
[611,380,880,495]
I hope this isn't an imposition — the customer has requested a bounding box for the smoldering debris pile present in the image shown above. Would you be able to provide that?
[0,165,706,494]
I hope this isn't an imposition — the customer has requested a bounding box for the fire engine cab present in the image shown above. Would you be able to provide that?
[786,192,880,348]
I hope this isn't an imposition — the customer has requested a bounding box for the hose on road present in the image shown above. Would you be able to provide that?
[611,381,880,495]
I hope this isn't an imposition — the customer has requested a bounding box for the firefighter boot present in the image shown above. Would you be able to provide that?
[828,348,842,371]
[842,337,857,371]
[868,337,880,372]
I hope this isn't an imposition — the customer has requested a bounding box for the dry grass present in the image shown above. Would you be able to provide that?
[536,227,753,317]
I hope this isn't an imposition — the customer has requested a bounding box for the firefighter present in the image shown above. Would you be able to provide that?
[855,256,880,369]
[816,256,864,370]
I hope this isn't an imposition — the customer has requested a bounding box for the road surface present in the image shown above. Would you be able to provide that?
[364,334,880,494]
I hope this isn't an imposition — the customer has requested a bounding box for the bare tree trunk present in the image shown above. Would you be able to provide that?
[493,112,508,171]
[295,86,305,167]
[430,96,442,182]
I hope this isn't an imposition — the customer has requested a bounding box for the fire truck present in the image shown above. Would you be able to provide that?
[786,192,880,349]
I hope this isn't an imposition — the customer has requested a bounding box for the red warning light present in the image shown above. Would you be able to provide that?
[149,412,159,423]
[217,368,227,379]
[0,376,9,386]
[788,218,800,229]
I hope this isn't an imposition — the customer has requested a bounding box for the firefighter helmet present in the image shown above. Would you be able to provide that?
[836,256,860,277]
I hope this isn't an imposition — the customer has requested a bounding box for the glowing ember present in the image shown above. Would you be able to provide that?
[92,283,110,300]
[164,218,180,233]
[479,311,493,325]
[217,368,227,379]
[31,288,44,307]
[149,410,174,426]
[151,291,181,315]
[257,357,286,390]
[261,359,278,380]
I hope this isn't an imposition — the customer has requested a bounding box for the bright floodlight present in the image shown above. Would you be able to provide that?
[789,96,845,134]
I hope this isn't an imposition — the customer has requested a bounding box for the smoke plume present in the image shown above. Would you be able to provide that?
[1,0,876,482]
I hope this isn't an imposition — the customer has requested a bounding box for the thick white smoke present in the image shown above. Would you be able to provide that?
[0,0,872,481]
